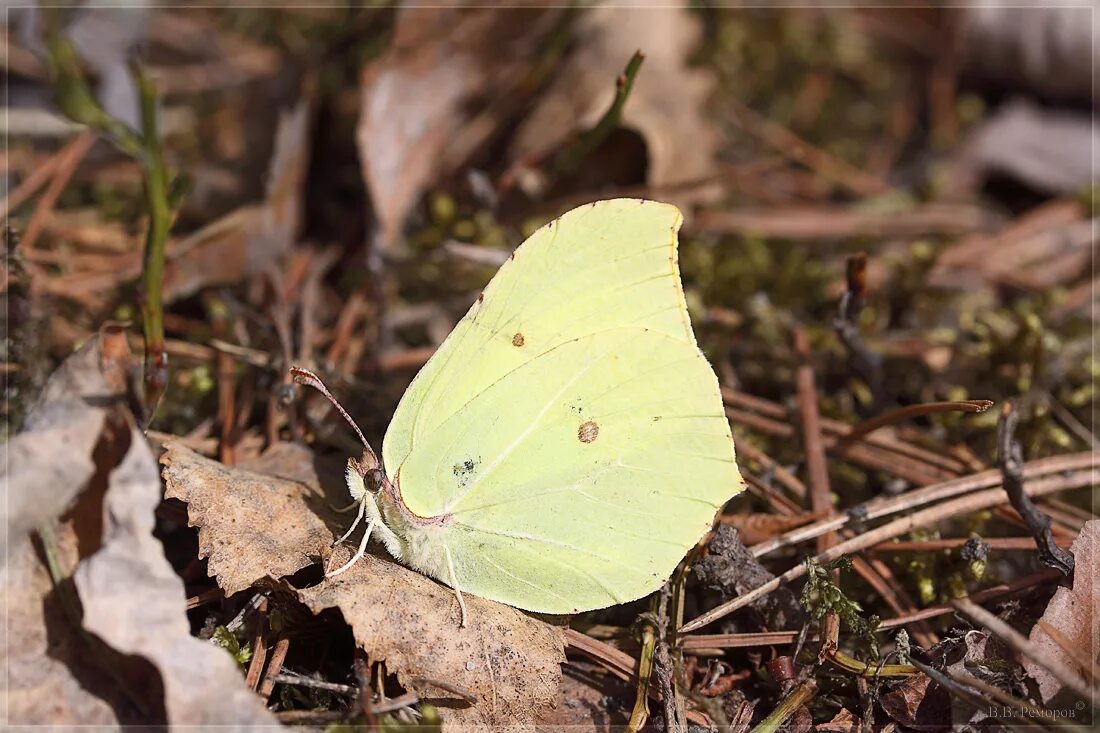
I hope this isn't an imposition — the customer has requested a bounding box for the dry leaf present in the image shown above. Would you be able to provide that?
[357,7,551,252]
[299,553,565,729]
[74,426,278,729]
[721,512,817,546]
[1,325,135,558]
[879,673,950,732]
[162,440,565,728]
[955,99,1098,196]
[0,538,130,727]
[508,6,721,207]
[964,5,1096,105]
[161,442,339,595]
[1025,519,1099,704]
[816,707,860,732]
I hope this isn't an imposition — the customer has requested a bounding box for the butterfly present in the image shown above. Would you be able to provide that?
[293,199,743,625]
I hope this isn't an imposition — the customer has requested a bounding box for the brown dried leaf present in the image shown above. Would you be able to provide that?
[161,442,338,595]
[721,512,816,546]
[1025,519,1099,704]
[1,325,135,558]
[816,707,860,733]
[163,441,566,728]
[879,673,950,732]
[509,6,721,207]
[299,553,564,729]
[74,427,278,728]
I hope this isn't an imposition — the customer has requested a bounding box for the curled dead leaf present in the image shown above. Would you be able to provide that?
[161,442,339,595]
[0,538,128,727]
[75,426,278,728]
[1,325,135,558]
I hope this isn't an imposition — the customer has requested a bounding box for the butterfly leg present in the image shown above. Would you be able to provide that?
[330,500,361,514]
[326,519,376,579]
[443,545,468,628]
[330,498,367,549]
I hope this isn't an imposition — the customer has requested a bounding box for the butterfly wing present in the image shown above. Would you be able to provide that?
[382,199,694,477]
[380,199,743,613]
[394,327,741,613]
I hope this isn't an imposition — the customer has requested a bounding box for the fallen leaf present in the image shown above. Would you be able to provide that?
[964,5,1095,105]
[0,537,131,727]
[161,442,339,595]
[74,425,278,728]
[816,707,860,732]
[879,673,950,732]
[955,99,1098,196]
[162,440,566,728]
[1,324,135,558]
[508,6,721,208]
[721,512,817,546]
[357,7,553,252]
[301,553,565,729]
[1025,519,1099,704]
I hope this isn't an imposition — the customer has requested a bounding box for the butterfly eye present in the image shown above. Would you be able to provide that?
[365,468,385,492]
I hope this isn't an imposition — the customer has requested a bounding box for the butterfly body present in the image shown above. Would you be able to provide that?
[332,199,743,616]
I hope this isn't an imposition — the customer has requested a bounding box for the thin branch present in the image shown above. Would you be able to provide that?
[997,402,1074,575]
[273,670,356,695]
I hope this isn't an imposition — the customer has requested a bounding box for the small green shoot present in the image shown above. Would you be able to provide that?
[800,556,880,659]
[210,625,252,665]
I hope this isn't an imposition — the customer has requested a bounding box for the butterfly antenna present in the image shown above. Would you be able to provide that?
[290,367,377,460]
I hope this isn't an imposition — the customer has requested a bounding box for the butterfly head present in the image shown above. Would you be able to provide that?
[347,451,387,501]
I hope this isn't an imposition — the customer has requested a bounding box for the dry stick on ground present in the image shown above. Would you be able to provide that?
[998,402,1075,576]
[726,389,966,481]
[244,598,270,691]
[681,568,1063,650]
[951,597,1097,703]
[680,468,1097,633]
[735,439,808,503]
[273,671,356,696]
[258,635,291,699]
[352,649,377,725]
[836,399,994,451]
[793,329,834,555]
[868,537,1075,552]
[750,451,1097,559]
